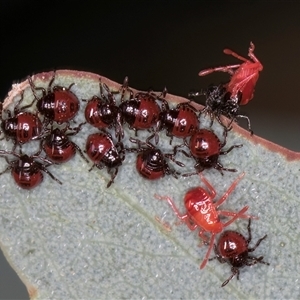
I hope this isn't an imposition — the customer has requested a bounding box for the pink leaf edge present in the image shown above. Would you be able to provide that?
[3,69,299,161]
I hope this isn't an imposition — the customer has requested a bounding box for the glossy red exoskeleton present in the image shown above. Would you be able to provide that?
[199,42,263,105]
[84,79,123,139]
[85,131,125,188]
[0,150,62,189]
[118,77,163,135]
[39,123,88,164]
[157,100,199,144]
[155,172,255,269]
[28,72,80,124]
[127,133,184,180]
[190,43,262,134]
[210,219,269,287]
[182,128,242,175]
[0,92,43,148]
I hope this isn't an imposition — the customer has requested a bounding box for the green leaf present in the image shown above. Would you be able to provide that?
[1,70,299,299]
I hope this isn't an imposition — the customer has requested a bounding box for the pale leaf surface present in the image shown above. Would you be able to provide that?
[0,71,299,299]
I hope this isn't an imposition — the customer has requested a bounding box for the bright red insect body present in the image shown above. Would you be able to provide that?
[28,72,80,124]
[127,134,184,180]
[157,101,199,144]
[118,77,162,134]
[155,173,254,269]
[210,219,269,287]
[85,132,125,188]
[0,150,62,189]
[0,92,43,147]
[199,42,263,105]
[136,148,169,180]
[84,80,123,139]
[187,129,242,174]
[41,125,88,164]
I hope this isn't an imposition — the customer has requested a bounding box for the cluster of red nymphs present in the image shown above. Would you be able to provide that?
[0,42,269,287]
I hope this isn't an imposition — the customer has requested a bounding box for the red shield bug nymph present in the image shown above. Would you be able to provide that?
[118,77,164,137]
[189,83,254,133]
[39,123,88,164]
[28,72,80,124]
[155,172,256,269]
[157,100,199,144]
[126,133,185,180]
[210,219,269,287]
[0,150,62,189]
[199,42,263,105]
[84,79,123,140]
[192,42,263,134]
[85,131,125,188]
[186,128,242,175]
[0,92,43,149]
